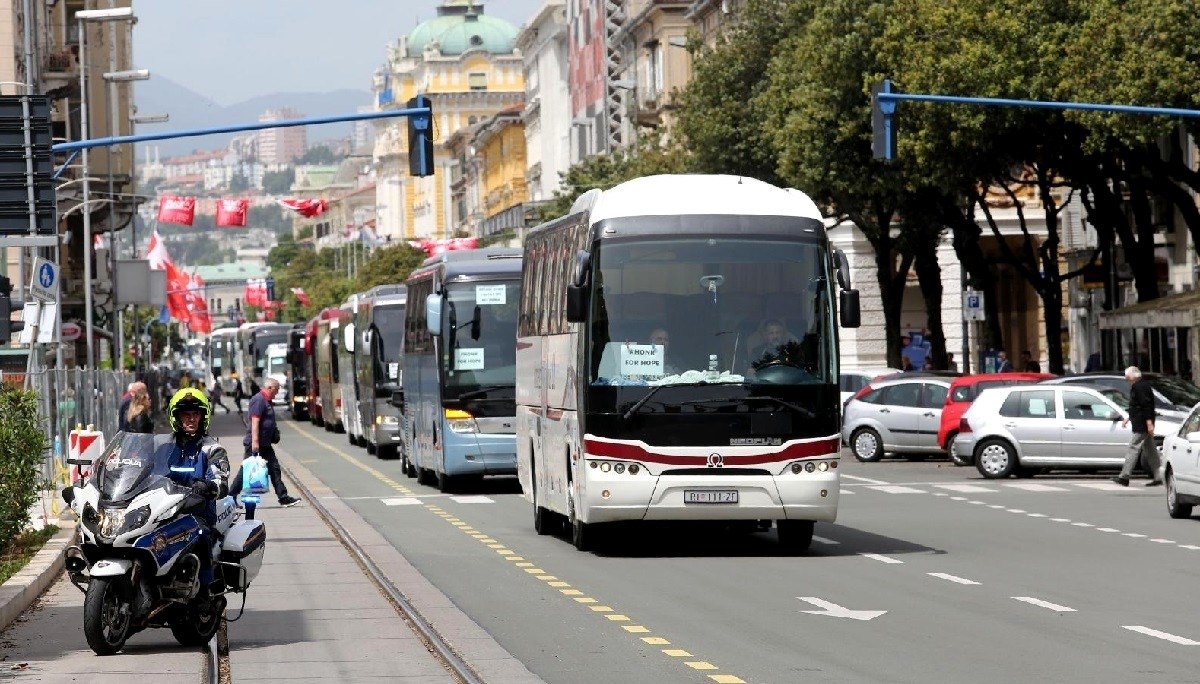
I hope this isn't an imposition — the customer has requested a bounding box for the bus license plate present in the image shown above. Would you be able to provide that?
[684,490,738,504]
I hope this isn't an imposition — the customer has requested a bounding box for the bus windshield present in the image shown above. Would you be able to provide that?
[443,280,520,396]
[373,304,405,390]
[588,237,835,387]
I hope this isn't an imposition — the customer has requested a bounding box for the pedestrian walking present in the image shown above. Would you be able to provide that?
[210,378,232,414]
[1113,366,1161,487]
[125,388,154,434]
[228,378,299,518]
[995,350,1014,373]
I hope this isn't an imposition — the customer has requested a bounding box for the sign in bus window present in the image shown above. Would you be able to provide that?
[475,284,507,305]
[620,343,664,376]
[455,348,486,370]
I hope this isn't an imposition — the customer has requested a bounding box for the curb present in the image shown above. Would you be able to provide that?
[274,448,546,684]
[0,521,76,633]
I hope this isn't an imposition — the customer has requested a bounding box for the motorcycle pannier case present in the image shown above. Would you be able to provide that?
[220,520,266,590]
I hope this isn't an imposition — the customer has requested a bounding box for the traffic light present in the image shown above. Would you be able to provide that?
[0,275,22,343]
[407,95,434,177]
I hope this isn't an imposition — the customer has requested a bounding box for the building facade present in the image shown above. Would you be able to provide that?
[516,1,570,204]
[257,107,307,165]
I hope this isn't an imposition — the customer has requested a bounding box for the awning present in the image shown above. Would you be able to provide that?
[1098,288,1200,330]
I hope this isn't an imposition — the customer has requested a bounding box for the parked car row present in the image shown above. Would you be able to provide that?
[837,367,1200,520]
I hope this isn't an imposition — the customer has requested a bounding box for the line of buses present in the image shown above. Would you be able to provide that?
[213,175,863,552]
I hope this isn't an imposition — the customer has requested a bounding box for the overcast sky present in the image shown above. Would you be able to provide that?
[134,0,545,105]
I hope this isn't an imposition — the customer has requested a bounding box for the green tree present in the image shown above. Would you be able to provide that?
[266,231,304,271]
[0,386,47,545]
[297,145,339,165]
[229,171,250,192]
[353,242,427,291]
[261,168,296,195]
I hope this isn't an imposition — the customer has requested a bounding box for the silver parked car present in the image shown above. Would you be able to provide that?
[842,376,951,461]
[955,385,1180,479]
[839,367,901,406]
[1160,403,1200,519]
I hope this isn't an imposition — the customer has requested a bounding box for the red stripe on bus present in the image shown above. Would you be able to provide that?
[582,438,839,465]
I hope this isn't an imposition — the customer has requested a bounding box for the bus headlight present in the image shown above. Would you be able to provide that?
[377,415,399,426]
[444,408,478,434]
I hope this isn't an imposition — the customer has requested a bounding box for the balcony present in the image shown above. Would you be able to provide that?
[42,49,79,99]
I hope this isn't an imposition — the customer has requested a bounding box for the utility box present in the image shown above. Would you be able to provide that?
[115,260,167,306]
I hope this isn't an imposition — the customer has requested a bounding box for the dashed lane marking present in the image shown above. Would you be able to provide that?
[935,484,999,493]
[812,536,840,545]
[1012,597,1076,612]
[1005,483,1069,492]
[866,485,927,494]
[860,553,903,564]
[1122,626,1200,646]
[840,474,892,485]
[928,573,981,585]
[382,497,424,506]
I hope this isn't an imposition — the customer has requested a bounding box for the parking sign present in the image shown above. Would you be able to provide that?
[963,290,985,321]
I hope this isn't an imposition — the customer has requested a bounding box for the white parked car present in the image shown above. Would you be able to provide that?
[842,375,952,461]
[955,385,1180,479]
[839,367,902,406]
[1161,403,1200,519]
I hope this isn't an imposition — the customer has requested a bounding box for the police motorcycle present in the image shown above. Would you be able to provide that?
[62,432,266,655]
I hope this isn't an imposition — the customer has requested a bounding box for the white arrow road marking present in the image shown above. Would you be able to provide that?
[928,572,980,585]
[1122,626,1200,646]
[812,535,840,545]
[798,597,887,621]
[1012,597,1076,612]
[859,553,904,564]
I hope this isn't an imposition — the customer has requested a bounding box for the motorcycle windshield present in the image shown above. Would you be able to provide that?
[91,432,179,504]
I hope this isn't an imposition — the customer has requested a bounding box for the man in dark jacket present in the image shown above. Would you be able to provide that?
[1113,366,1161,486]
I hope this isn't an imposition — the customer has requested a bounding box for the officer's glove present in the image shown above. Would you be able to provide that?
[191,479,218,499]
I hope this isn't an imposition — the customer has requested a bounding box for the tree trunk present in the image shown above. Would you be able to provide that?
[912,230,948,370]
[941,199,1005,361]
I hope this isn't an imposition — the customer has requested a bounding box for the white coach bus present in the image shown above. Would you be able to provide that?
[516,175,861,552]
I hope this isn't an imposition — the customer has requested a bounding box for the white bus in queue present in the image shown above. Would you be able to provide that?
[516,174,861,552]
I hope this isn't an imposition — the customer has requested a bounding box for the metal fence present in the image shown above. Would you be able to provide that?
[25,368,135,486]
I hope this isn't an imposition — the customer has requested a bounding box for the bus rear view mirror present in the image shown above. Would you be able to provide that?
[389,390,405,408]
[566,285,587,323]
[840,289,861,328]
[572,250,591,288]
[834,249,852,291]
[425,294,442,335]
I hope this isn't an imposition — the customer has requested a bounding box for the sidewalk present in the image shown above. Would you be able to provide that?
[224,485,456,682]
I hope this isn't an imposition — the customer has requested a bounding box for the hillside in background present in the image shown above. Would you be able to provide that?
[133,75,372,157]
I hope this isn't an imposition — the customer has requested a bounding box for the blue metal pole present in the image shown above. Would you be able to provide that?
[51,106,432,153]
[876,90,1200,120]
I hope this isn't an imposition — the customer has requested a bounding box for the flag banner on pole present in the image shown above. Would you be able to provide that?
[157,195,196,226]
[145,229,172,269]
[291,287,310,307]
[277,198,328,218]
[408,237,479,258]
[215,198,249,227]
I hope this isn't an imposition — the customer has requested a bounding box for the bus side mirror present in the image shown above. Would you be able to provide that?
[834,249,852,291]
[389,390,405,408]
[840,290,861,328]
[425,294,442,335]
[253,365,263,378]
[566,285,587,323]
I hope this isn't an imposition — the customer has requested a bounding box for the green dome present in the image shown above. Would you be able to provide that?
[406,3,518,56]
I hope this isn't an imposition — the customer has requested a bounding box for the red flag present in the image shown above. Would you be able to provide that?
[244,278,262,307]
[291,287,310,307]
[145,230,173,269]
[215,198,249,227]
[185,272,211,333]
[164,262,191,322]
[278,198,328,218]
[157,195,196,226]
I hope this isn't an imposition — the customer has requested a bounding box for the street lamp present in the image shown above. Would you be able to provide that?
[76,6,136,373]
[130,113,168,125]
[102,69,149,82]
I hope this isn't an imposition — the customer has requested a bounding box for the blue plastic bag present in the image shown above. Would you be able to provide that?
[242,455,270,495]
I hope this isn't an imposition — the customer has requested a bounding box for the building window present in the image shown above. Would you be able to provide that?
[468,73,488,91]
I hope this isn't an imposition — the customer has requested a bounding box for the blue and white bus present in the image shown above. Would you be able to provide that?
[403,248,523,490]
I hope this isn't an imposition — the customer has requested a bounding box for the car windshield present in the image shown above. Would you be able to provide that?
[267,354,287,376]
[1150,376,1200,407]
[443,280,520,396]
[588,237,835,387]
[90,433,179,503]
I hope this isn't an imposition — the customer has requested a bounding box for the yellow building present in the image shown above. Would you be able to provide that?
[372,0,523,242]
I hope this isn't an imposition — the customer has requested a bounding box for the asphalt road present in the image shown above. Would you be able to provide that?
[274,415,1200,684]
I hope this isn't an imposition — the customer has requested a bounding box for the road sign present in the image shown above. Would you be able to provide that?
[963,289,986,322]
[29,256,58,302]
[61,321,82,341]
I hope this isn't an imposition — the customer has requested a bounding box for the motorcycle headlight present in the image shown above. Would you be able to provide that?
[445,408,478,434]
[119,505,152,536]
[98,507,125,539]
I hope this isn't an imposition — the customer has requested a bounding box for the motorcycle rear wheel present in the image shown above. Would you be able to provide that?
[83,577,132,656]
[169,595,226,646]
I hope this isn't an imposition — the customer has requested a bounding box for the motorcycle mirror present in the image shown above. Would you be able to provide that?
[61,486,75,505]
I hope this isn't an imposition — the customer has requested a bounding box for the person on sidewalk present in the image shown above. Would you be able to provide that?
[164,388,230,593]
[125,388,154,434]
[210,377,232,414]
[1113,365,1161,487]
[229,378,299,518]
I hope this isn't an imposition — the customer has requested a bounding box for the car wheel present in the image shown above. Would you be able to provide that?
[1166,470,1193,519]
[975,439,1017,479]
[851,428,883,462]
[947,432,971,466]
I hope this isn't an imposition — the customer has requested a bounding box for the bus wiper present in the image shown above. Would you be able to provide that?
[622,381,710,421]
[456,385,511,401]
[681,394,815,419]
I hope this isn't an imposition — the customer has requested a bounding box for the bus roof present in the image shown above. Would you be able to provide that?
[409,247,523,282]
[578,174,822,224]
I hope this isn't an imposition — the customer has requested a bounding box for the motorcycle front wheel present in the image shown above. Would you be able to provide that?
[83,577,133,655]
[169,595,225,647]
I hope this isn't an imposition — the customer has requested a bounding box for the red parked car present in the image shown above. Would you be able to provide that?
[940,372,1054,465]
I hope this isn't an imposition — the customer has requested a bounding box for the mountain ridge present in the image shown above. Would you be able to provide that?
[134,75,372,157]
